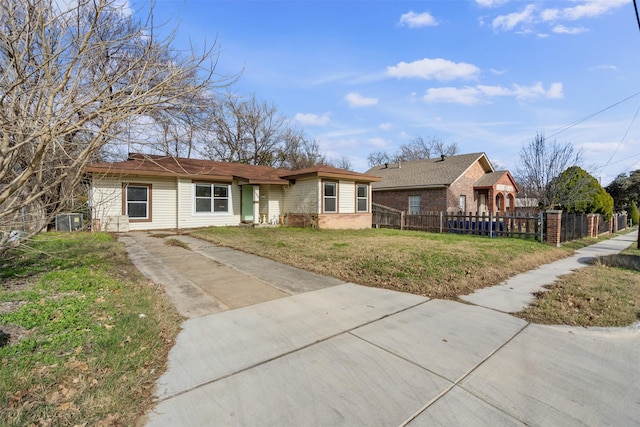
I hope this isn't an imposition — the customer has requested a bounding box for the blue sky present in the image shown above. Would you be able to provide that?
[145,0,638,184]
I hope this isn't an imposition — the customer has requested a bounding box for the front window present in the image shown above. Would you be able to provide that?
[459,195,466,212]
[356,184,368,212]
[125,184,150,220]
[408,196,420,215]
[324,182,337,213]
[195,183,230,213]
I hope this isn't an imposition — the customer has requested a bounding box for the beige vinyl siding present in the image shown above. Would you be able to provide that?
[90,175,177,231]
[338,180,356,213]
[283,178,320,214]
[177,179,240,228]
[259,185,284,224]
[90,175,123,224]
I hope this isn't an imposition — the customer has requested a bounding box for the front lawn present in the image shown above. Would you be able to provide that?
[0,233,182,426]
[189,227,572,299]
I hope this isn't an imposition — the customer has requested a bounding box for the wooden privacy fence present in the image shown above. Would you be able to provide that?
[372,204,543,240]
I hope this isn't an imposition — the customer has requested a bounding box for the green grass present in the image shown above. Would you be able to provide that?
[0,232,182,426]
[517,245,640,327]
[189,227,572,298]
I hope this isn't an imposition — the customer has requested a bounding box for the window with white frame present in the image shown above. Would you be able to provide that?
[195,183,230,213]
[125,184,150,220]
[356,184,368,212]
[459,195,466,212]
[323,181,337,213]
[408,196,420,214]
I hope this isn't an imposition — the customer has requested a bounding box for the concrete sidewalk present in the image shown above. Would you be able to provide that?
[461,231,640,312]
[132,231,640,426]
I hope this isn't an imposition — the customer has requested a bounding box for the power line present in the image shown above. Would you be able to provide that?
[634,0,640,33]
[604,103,640,168]
[546,90,640,140]
[487,90,640,165]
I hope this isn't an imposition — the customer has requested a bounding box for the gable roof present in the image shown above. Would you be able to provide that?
[365,153,493,190]
[474,170,520,192]
[85,154,379,184]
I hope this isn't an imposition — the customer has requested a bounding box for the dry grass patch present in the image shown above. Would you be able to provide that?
[190,227,571,299]
[518,248,640,327]
[164,237,190,250]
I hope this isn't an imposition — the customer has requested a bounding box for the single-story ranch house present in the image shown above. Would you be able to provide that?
[365,152,519,214]
[85,153,380,231]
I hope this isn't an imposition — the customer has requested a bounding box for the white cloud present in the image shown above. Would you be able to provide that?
[492,0,629,33]
[475,0,510,7]
[55,0,133,16]
[294,112,331,126]
[399,11,438,28]
[552,25,588,34]
[379,122,393,131]
[424,87,486,106]
[492,4,536,31]
[542,0,630,22]
[345,92,378,107]
[593,64,618,71]
[423,82,564,105]
[512,82,563,101]
[386,58,480,81]
[368,137,388,147]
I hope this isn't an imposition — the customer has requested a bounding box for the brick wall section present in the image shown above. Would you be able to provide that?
[587,214,599,238]
[373,188,448,212]
[449,161,486,212]
[318,213,372,229]
[546,210,562,247]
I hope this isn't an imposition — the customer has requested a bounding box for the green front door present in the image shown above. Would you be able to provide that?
[241,185,254,222]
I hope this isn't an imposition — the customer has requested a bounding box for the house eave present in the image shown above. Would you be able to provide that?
[85,166,233,182]
[372,184,448,191]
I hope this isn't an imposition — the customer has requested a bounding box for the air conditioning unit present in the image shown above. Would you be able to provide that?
[55,213,83,232]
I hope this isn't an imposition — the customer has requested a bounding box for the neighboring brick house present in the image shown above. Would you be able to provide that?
[365,153,519,214]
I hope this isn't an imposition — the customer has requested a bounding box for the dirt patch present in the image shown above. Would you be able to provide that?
[1,277,32,292]
[0,300,27,315]
[0,323,30,347]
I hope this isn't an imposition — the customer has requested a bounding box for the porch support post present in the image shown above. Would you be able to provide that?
[253,185,260,225]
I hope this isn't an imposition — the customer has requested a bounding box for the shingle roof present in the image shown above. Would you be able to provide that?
[280,165,380,182]
[85,154,379,184]
[474,170,507,187]
[85,154,289,185]
[365,153,493,190]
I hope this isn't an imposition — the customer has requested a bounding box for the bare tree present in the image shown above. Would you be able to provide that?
[515,132,584,209]
[367,151,392,168]
[397,136,458,161]
[332,156,353,171]
[0,0,236,254]
[205,93,301,166]
[277,138,328,170]
[367,136,458,167]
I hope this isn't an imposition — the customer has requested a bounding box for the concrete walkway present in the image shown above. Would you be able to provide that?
[461,231,640,312]
[122,231,640,426]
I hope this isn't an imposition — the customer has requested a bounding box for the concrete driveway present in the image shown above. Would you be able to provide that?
[121,231,640,426]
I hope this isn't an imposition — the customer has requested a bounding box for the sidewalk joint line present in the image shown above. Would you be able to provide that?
[397,322,532,427]
[154,295,432,403]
